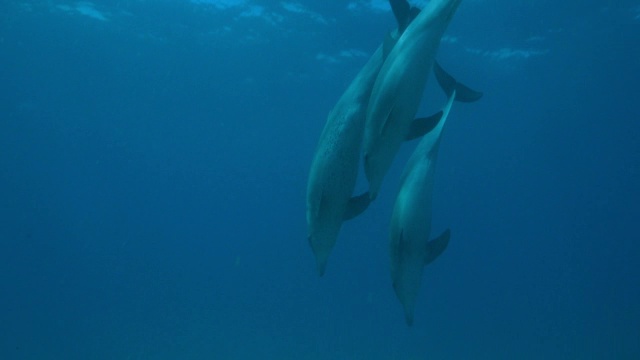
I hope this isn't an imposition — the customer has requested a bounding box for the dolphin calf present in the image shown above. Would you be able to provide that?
[363,0,463,200]
[306,0,416,276]
[390,65,482,326]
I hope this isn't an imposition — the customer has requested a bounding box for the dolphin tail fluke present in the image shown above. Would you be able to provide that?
[390,0,421,33]
[434,62,483,103]
[343,192,371,221]
[385,0,421,59]
[424,228,451,265]
[406,111,443,141]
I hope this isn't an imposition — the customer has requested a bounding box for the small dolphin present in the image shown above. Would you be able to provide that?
[306,0,416,276]
[363,0,463,200]
[390,64,482,326]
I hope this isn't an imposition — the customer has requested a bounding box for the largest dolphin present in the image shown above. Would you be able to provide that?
[306,0,417,276]
[390,65,481,326]
[363,0,463,200]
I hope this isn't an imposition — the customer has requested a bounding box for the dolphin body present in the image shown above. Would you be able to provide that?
[363,0,463,200]
[306,0,417,276]
[390,65,482,326]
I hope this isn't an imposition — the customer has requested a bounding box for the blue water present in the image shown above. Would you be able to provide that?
[1,1,639,359]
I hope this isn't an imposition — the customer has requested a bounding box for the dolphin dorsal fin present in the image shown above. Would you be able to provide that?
[405,111,443,141]
[424,229,451,265]
[433,62,483,103]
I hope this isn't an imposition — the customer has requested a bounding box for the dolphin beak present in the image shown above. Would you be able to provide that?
[316,259,327,277]
[405,312,414,327]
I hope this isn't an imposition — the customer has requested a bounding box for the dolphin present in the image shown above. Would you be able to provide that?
[363,0,463,200]
[306,0,417,276]
[390,64,482,326]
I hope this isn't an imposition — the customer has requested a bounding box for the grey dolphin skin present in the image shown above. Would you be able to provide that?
[363,0,462,200]
[306,0,414,276]
[390,65,482,326]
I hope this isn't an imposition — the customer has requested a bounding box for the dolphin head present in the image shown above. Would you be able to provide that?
[391,254,425,326]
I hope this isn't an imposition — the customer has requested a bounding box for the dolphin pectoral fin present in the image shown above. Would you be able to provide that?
[424,229,451,265]
[343,192,371,221]
[405,111,443,141]
[433,62,483,103]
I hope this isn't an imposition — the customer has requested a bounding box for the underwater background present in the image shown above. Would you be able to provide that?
[1,0,639,359]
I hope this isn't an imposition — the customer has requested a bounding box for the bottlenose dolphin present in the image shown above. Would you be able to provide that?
[363,0,463,200]
[390,65,482,326]
[306,0,416,276]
